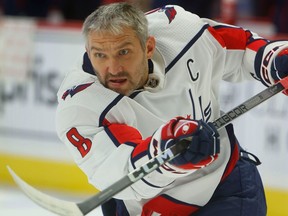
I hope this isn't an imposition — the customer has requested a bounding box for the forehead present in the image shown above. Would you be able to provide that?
[87,27,140,49]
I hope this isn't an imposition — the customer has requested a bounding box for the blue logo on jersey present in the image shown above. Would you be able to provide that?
[62,82,93,100]
[159,6,177,24]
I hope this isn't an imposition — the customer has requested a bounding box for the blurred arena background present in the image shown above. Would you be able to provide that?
[0,0,287,215]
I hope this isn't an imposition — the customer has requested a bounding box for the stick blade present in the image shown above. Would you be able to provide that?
[7,166,84,216]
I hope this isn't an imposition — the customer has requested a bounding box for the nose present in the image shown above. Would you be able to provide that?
[107,57,123,75]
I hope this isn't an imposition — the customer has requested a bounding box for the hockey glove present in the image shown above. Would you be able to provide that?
[150,117,220,172]
[271,49,288,95]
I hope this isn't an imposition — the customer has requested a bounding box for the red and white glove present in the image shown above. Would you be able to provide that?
[256,41,288,95]
[271,48,288,95]
[149,116,220,177]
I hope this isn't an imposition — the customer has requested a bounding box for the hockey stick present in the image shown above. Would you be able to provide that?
[7,76,288,216]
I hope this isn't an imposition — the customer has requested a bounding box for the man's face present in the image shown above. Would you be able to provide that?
[86,27,155,96]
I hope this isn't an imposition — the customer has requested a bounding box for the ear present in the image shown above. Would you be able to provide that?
[85,46,90,59]
[146,36,156,59]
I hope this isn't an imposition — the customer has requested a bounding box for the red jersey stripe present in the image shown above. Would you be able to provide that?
[107,124,143,145]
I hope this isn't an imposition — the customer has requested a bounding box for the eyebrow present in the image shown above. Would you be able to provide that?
[90,41,134,52]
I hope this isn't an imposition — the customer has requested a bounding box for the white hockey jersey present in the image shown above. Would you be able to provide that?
[56,5,283,215]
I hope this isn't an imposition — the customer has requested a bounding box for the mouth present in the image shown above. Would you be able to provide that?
[108,78,128,87]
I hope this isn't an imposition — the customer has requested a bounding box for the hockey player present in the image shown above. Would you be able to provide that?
[56,3,288,216]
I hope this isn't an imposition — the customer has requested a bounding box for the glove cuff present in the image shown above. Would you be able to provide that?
[255,41,288,86]
[149,128,196,178]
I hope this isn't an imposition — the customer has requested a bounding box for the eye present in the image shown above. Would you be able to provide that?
[94,53,106,58]
[119,49,129,55]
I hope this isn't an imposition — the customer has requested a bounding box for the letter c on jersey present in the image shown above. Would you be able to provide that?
[187,59,199,81]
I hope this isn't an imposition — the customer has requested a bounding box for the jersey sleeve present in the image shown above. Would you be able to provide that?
[146,5,278,85]
[207,20,288,86]
[202,18,270,83]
